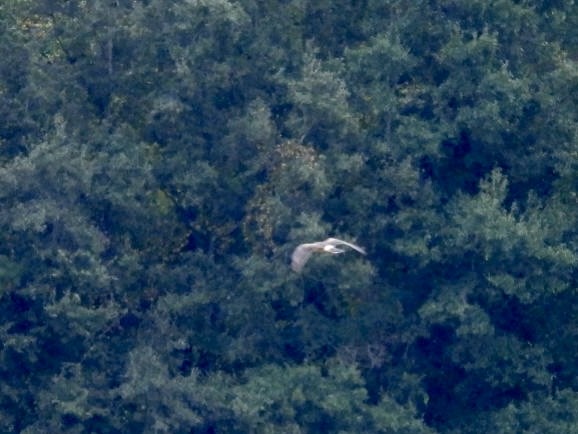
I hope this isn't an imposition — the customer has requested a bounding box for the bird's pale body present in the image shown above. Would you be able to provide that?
[291,237,366,272]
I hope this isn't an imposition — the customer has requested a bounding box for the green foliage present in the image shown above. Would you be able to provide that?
[283,46,355,144]
[230,362,433,433]
[446,169,577,302]
[2,0,578,432]
[461,389,578,434]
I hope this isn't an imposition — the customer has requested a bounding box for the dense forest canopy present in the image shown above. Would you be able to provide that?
[1,0,578,432]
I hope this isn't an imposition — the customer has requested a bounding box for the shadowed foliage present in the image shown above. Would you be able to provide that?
[1,0,578,432]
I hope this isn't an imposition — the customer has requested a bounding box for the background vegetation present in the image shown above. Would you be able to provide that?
[1,0,578,432]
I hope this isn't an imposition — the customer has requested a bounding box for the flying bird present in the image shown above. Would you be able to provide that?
[291,237,366,272]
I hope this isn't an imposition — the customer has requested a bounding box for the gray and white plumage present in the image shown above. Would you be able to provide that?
[291,237,366,272]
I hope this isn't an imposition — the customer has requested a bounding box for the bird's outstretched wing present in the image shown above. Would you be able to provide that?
[291,244,314,272]
[326,238,366,255]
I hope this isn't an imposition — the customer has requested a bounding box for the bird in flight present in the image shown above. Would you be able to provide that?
[291,237,366,272]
